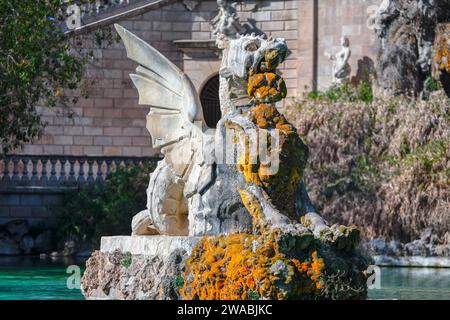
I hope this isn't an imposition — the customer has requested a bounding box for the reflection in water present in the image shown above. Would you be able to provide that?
[369,267,450,300]
[1,257,449,300]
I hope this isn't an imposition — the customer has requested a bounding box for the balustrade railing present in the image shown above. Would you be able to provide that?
[0,155,159,191]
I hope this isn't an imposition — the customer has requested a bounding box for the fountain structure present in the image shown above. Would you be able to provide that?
[81,2,370,300]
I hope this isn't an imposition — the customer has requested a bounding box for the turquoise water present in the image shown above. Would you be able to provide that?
[0,257,449,300]
[0,257,86,300]
[368,267,450,300]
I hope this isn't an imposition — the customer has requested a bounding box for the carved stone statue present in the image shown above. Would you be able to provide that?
[324,36,352,85]
[210,0,245,40]
[367,0,393,38]
[113,22,365,248]
[81,24,369,301]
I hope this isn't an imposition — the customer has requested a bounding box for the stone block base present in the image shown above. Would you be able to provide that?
[81,236,200,300]
[82,233,370,300]
[100,235,200,258]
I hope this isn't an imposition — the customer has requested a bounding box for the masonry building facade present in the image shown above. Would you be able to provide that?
[1,0,381,225]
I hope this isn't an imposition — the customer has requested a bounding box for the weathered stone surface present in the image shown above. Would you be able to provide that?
[404,240,428,256]
[82,26,370,300]
[82,235,199,300]
[0,220,57,255]
[180,229,370,300]
[131,210,158,236]
[370,0,450,95]
[33,230,52,253]
[19,235,34,255]
[83,232,370,300]
[366,239,387,255]
[82,249,189,300]
[387,240,403,256]
[432,23,450,97]
[364,234,450,258]
[100,236,200,258]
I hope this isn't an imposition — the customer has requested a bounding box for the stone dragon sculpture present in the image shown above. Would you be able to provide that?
[81,24,368,301]
[114,24,357,248]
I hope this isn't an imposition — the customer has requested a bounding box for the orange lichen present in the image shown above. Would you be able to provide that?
[180,231,324,300]
[236,102,308,217]
[235,68,309,217]
[247,72,287,103]
[248,103,295,134]
[238,149,264,187]
[181,63,323,300]
[239,189,264,231]
[433,24,450,77]
[261,49,285,73]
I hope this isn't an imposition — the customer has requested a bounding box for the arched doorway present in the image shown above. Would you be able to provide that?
[200,75,221,128]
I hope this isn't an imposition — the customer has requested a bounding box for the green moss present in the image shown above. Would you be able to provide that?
[247,290,259,300]
[174,275,184,289]
[121,251,132,268]
[54,162,157,246]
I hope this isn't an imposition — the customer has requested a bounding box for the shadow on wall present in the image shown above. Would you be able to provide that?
[351,56,375,85]
[243,18,265,36]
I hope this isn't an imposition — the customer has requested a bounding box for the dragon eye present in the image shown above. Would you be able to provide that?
[244,41,260,52]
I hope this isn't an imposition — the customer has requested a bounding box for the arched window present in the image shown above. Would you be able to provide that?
[200,74,221,128]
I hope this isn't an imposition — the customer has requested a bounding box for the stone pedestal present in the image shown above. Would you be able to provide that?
[81,236,200,300]
[100,235,200,257]
[82,231,370,300]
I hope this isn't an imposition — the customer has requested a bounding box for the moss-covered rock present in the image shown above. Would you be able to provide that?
[180,230,369,300]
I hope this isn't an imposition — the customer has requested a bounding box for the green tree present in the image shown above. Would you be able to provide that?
[56,163,156,246]
[0,0,115,154]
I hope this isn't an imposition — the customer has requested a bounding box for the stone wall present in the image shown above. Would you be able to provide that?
[11,0,382,158]
[298,0,380,93]
[14,0,300,158]
[316,0,380,90]
[0,192,62,226]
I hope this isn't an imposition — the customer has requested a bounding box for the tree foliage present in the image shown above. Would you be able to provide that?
[56,162,157,246]
[0,0,115,154]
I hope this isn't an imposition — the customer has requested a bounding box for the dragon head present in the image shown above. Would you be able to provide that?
[220,33,290,82]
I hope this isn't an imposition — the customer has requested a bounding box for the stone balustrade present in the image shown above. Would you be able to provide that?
[0,155,158,191]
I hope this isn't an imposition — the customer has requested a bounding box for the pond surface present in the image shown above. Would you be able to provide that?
[0,257,449,300]
[0,256,86,300]
[368,267,450,300]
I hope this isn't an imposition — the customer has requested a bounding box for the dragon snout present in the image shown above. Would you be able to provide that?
[249,43,290,76]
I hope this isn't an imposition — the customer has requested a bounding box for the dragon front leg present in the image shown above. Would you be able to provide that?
[132,159,189,236]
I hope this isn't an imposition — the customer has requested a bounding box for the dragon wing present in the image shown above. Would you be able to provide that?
[114,24,206,150]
